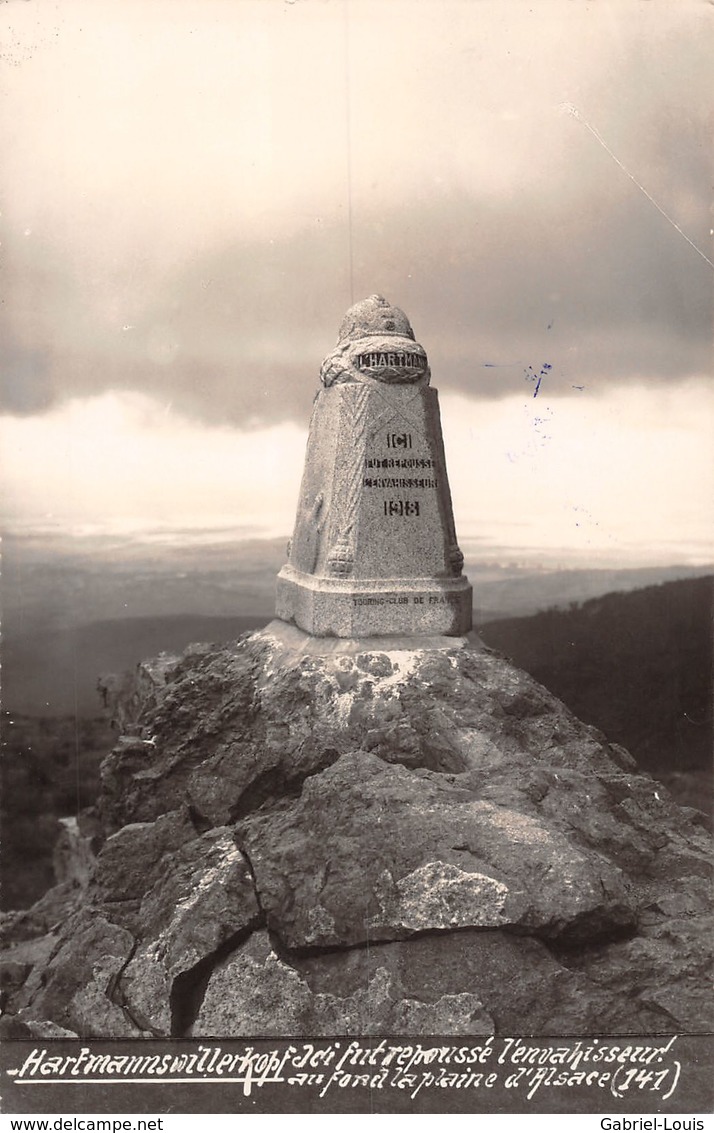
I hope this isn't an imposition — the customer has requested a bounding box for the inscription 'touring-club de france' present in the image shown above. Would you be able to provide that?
[275,294,473,636]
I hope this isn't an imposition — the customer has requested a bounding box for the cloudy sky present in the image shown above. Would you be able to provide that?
[1,0,712,564]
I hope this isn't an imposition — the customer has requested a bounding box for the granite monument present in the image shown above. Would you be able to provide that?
[276,295,473,635]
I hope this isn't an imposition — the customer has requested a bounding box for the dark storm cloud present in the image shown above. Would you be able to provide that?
[2,174,710,428]
[2,0,711,427]
[0,346,53,415]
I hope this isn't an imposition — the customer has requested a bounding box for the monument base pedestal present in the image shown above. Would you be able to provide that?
[276,565,473,638]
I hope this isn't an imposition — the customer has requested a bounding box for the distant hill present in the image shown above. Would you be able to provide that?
[469,562,714,622]
[479,576,713,782]
[3,615,269,717]
[3,525,711,716]
[1,713,115,909]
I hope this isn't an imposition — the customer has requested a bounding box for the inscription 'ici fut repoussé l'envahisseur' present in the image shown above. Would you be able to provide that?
[275,294,473,637]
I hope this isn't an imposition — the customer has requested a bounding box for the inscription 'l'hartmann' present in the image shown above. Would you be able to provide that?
[357,351,427,370]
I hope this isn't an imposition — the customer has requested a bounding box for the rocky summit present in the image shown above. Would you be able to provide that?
[1,621,711,1038]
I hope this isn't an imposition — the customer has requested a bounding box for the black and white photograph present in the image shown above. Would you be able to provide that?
[1,0,712,1119]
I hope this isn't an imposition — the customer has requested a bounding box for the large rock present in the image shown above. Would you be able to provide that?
[237,750,634,948]
[191,927,676,1037]
[6,912,140,1038]
[1,622,711,1037]
[116,825,261,1034]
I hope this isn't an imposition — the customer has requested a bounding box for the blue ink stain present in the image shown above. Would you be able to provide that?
[524,362,552,398]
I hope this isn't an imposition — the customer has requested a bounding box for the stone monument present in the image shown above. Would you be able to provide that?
[276,295,472,636]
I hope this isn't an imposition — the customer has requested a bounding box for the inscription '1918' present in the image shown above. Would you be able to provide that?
[384,500,420,517]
